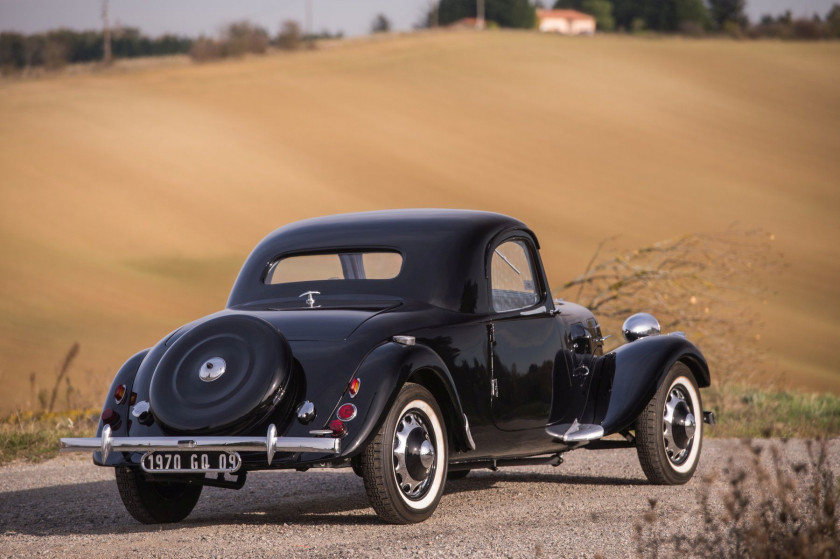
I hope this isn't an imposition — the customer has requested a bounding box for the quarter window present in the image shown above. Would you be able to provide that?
[491,239,539,312]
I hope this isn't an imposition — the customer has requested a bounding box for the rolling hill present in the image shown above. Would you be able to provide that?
[1,31,838,413]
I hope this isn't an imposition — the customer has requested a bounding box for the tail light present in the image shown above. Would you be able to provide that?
[113,384,127,404]
[101,408,121,429]
[348,378,361,398]
[337,404,357,421]
[329,419,346,437]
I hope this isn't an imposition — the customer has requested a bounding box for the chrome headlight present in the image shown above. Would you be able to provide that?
[622,313,661,342]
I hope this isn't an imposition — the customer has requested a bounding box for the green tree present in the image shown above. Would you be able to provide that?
[580,0,615,31]
[828,4,840,37]
[708,0,747,29]
[0,33,26,70]
[552,0,584,7]
[610,0,708,32]
[371,13,392,33]
[676,0,710,29]
[438,0,536,28]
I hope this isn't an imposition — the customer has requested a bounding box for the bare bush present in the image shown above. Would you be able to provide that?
[635,439,839,558]
[275,20,302,51]
[47,343,78,413]
[189,21,269,63]
[221,21,270,57]
[560,229,783,385]
[189,36,223,62]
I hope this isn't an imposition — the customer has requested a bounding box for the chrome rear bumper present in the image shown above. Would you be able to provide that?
[59,424,341,464]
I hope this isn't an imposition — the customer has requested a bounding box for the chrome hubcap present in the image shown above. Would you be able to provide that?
[663,386,696,465]
[393,411,436,499]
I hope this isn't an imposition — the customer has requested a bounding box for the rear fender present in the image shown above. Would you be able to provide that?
[599,335,710,435]
[330,341,473,459]
[93,349,150,466]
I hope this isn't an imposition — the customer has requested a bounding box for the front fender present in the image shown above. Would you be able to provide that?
[599,335,710,435]
[327,341,472,460]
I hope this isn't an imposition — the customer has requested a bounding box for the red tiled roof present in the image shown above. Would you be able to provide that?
[537,9,595,21]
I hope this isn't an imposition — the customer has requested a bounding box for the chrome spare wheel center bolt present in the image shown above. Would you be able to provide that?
[199,357,227,382]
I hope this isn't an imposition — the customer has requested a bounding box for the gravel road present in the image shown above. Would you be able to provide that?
[1,439,837,558]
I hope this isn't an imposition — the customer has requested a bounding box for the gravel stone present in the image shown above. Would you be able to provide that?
[0,439,837,558]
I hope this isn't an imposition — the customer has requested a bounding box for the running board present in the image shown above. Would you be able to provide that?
[545,419,604,443]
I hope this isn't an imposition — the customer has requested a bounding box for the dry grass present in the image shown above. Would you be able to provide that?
[1,33,839,413]
[635,439,840,558]
[0,408,98,465]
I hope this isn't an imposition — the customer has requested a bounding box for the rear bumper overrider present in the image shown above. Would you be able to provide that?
[59,424,341,464]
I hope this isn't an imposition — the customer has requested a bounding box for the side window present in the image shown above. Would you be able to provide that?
[491,239,539,312]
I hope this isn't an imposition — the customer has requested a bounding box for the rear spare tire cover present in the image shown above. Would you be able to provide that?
[149,314,291,433]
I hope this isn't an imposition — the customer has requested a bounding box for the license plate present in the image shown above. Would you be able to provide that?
[140,451,242,474]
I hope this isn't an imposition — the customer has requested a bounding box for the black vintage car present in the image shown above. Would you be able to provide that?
[61,210,714,524]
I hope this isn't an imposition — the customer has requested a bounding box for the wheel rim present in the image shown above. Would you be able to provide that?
[393,410,437,500]
[663,385,697,465]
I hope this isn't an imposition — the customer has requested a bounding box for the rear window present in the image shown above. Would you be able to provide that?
[265,251,403,285]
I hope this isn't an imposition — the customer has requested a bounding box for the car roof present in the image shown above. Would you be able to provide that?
[227,209,538,313]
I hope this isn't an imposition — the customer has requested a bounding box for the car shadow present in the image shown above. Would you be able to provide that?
[0,467,646,536]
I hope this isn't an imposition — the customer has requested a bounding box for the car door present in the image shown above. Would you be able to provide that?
[488,236,565,432]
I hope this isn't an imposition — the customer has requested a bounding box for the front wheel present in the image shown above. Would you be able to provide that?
[360,382,448,524]
[635,361,703,485]
[115,467,203,524]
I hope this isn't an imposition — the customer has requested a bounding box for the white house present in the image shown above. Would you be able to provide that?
[537,9,596,35]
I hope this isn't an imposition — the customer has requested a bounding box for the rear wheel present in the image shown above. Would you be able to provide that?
[115,467,203,524]
[635,361,703,485]
[360,382,448,524]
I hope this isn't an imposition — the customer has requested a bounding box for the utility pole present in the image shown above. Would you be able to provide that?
[477,0,485,29]
[305,0,313,47]
[102,0,112,65]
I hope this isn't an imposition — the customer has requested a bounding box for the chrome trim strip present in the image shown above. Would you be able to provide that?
[59,424,341,465]
[462,413,476,451]
[520,307,548,316]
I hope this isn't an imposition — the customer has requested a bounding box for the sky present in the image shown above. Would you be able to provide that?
[0,0,836,37]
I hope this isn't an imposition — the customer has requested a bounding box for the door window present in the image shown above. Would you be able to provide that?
[491,239,539,312]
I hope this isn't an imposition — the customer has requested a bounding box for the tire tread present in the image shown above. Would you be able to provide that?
[115,467,202,524]
[634,361,702,485]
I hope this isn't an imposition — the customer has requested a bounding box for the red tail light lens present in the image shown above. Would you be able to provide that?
[101,408,120,426]
[113,384,127,404]
[348,378,361,398]
[337,404,357,421]
[329,419,346,437]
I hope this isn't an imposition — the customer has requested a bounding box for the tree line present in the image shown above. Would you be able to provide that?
[0,21,345,72]
[424,0,840,37]
[3,2,839,72]
[0,28,192,71]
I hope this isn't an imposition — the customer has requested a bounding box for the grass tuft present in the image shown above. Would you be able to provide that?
[0,409,98,465]
[706,384,840,438]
